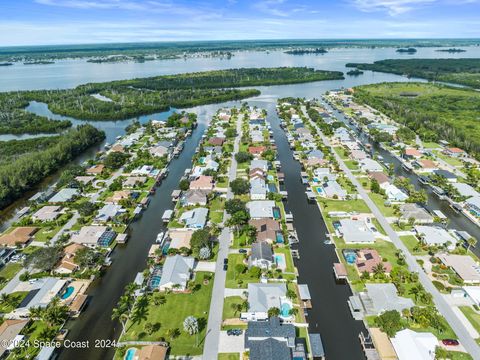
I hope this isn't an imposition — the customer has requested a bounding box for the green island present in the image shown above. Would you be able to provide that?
[0,67,343,131]
[352,82,480,158]
[346,69,364,76]
[0,125,105,209]
[396,47,417,53]
[284,48,328,55]
[346,58,480,88]
[435,48,466,53]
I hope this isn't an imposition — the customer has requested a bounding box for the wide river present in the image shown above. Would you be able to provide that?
[2,46,480,359]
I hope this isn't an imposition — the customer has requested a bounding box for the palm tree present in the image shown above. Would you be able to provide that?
[153,294,166,306]
[409,285,421,301]
[29,306,44,320]
[467,237,477,252]
[231,303,243,316]
[144,322,154,335]
[372,263,385,278]
[289,308,299,317]
[183,316,199,346]
[165,328,180,342]
[268,307,280,318]
[0,293,10,306]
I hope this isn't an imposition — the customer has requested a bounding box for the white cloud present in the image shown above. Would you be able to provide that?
[350,0,437,15]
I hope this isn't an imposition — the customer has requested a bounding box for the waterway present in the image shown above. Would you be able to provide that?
[324,101,480,259]
[264,102,367,360]
[2,46,480,359]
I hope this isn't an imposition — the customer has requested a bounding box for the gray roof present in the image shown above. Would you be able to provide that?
[415,225,457,246]
[159,255,194,289]
[17,277,67,311]
[248,283,286,313]
[248,338,292,360]
[400,203,433,223]
[452,183,480,199]
[251,242,273,261]
[182,190,208,205]
[323,180,347,198]
[434,169,457,179]
[48,188,79,203]
[245,317,296,341]
[247,200,275,219]
[361,283,414,315]
[307,149,324,160]
[250,160,269,171]
[250,178,267,196]
[180,207,209,228]
[309,333,325,357]
[339,219,375,243]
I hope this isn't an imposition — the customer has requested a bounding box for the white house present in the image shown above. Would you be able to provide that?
[158,255,195,291]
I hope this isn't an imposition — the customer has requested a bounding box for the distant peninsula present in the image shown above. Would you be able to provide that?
[347,69,364,76]
[396,48,417,54]
[285,48,328,55]
[0,62,13,66]
[23,61,55,65]
[436,48,466,53]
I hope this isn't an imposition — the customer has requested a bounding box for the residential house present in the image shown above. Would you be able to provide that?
[48,188,79,203]
[360,158,383,173]
[180,207,209,229]
[250,178,267,200]
[131,165,160,177]
[242,283,287,321]
[466,196,480,216]
[351,150,367,161]
[391,329,437,360]
[167,229,194,250]
[249,146,266,157]
[70,225,116,248]
[451,183,480,199]
[247,201,276,219]
[355,249,392,275]
[189,176,214,191]
[249,242,273,269]
[399,203,433,224]
[32,206,62,222]
[414,159,437,173]
[443,147,466,158]
[244,317,296,360]
[0,227,38,248]
[86,164,105,175]
[433,169,457,183]
[208,137,225,146]
[404,148,422,160]
[137,345,168,360]
[123,176,147,188]
[0,248,15,268]
[74,176,95,185]
[181,189,209,206]
[322,180,347,199]
[350,284,414,317]
[0,320,29,357]
[158,255,195,291]
[249,168,265,180]
[56,243,86,274]
[369,172,390,189]
[338,219,375,244]
[414,225,457,249]
[149,145,169,157]
[384,184,409,202]
[94,204,125,224]
[438,254,480,284]
[249,219,281,243]
[105,190,132,204]
[250,160,269,172]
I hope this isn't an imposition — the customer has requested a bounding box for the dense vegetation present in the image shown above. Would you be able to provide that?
[0,92,71,134]
[284,48,327,55]
[346,58,480,88]
[0,125,105,209]
[0,136,61,165]
[353,82,480,158]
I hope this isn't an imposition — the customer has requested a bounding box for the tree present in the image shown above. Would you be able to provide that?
[42,297,69,327]
[152,294,166,306]
[234,263,246,279]
[286,289,296,300]
[374,310,404,337]
[165,328,180,341]
[198,247,211,260]
[144,322,155,335]
[268,307,280,317]
[77,201,97,217]
[372,263,386,278]
[467,237,477,252]
[289,308,299,317]
[248,266,262,279]
[104,152,129,169]
[226,210,249,232]
[25,246,63,272]
[74,247,103,268]
[179,179,190,191]
[230,178,250,195]
[190,228,210,252]
[370,179,380,194]
[435,346,448,360]
[231,302,243,315]
[225,199,246,215]
[235,151,252,163]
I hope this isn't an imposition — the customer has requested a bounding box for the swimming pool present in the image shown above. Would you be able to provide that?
[343,250,357,264]
[275,232,285,244]
[162,242,170,255]
[280,302,292,317]
[273,208,281,219]
[274,254,286,269]
[332,221,341,230]
[60,286,75,300]
[313,186,324,195]
[148,267,162,289]
[125,348,136,360]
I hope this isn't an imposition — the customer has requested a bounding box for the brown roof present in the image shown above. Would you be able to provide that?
[369,172,389,185]
[446,147,464,153]
[0,319,29,356]
[0,227,37,247]
[64,243,86,257]
[355,249,392,274]
[137,345,168,360]
[86,164,105,174]
[404,148,421,157]
[248,146,266,155]
[107,190,132,203]
[249,219,281,242]
[418,159,436,169]
[190,176,214,190]
[334,262,348,277]
[69,294,88,313]
[110,144,125,153]
[208,137,225,146]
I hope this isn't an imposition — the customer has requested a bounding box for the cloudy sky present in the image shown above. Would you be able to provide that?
[0,0,479,46]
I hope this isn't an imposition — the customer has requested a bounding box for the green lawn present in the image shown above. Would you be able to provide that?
[423,142,441,149]
[222,296,244,320]
[434,150,464,167]
[459,306,480,335]
[218,353,240,360]
[371,218,386,236]
[209,197,225,224]
[121,272,214,356]
[34,225,62,242]
[319,198,370,213]
[0,262,22,287]
[0,291,29,313]
[344,160,359,171]
[11,321,60,359]
[232,232,248,248]
[369,193,397,217]
[225,254,259,288]
[400,235,427,255]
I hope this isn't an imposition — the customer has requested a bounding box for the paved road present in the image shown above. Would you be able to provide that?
[304,107,480,360]
[50,210,80,245]
[203,113,242,360]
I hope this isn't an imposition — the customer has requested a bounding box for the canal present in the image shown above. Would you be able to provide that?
[57,114,211,360]
[266,103,367,360]
[324,101,480,258]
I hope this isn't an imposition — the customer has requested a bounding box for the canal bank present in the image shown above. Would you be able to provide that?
[57,119,209,360]
[324,100,480,259]
[267,105,367,360]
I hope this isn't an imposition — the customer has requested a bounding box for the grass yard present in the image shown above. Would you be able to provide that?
[369,193,397,217]
[400,235,427,255]
[319,198,370,213]
[0,262,22,287]
[121,272,214,356]
[222,296,244,320]
[218,353,240,360]
[209,197,225,224]
[459,306,480,335]
[0,291,29,313]
[344,160,359,171]
[34,225,62,243]
[225,254,259,288]
[434,150,464,167]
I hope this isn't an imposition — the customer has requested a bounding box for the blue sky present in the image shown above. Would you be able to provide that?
[0,0,479,46]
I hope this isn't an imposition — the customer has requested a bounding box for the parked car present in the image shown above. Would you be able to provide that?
[223,264,228,271]
[223,258,228,265]
[442,339,459,346]
[227,329,243,336]
[239,249,247,254]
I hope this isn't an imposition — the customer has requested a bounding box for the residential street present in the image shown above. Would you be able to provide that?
[202,113,242,360]
[305,108,480,360]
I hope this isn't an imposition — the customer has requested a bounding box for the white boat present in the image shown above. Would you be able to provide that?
[156,232,165,244]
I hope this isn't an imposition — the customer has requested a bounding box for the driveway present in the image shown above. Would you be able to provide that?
[195,261,216,272]
[218,331,245,354]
